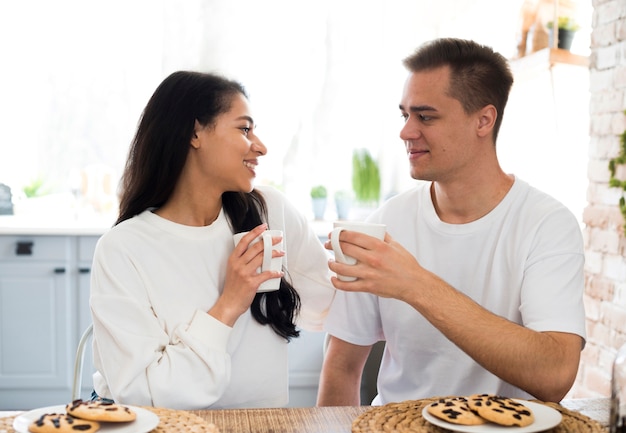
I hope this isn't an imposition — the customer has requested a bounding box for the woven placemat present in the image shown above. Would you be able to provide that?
[351,397,607,433]
[144,407,219,433]
[0,407,219,433]
[0,414,16,433]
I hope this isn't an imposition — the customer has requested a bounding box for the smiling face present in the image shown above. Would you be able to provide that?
[399,66,483,184]
[189,92,267,195]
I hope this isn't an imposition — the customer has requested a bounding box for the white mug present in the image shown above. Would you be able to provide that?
[330,221,386,282]
[233,229,283,292]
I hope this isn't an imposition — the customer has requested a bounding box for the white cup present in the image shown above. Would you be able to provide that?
[330,221,386,282]
[233,229,283,292]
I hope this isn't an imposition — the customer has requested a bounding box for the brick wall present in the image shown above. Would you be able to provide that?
[571,0,626,398]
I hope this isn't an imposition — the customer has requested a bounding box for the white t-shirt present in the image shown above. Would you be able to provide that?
[90,186,335,409]
[324,177,586,405]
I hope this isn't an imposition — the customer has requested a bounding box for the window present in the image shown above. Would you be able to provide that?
[0,0,590,222]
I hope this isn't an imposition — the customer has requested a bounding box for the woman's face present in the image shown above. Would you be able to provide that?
[190,93,267,194]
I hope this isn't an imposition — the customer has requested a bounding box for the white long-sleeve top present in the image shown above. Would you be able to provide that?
[90,186,335,409]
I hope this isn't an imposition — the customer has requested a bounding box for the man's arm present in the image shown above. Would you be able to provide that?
[317,336,372,406]
[327,231,583,402]
[410,275,583,402]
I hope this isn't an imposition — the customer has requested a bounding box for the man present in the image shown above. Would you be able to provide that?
[316,38,585,406]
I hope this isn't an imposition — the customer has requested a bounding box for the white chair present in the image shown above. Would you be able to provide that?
[71,323,93,401]
[323,332,331,358]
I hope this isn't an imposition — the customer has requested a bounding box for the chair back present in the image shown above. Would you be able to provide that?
[72,324,94,401]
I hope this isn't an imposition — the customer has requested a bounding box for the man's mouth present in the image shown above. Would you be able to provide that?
[408,149,428,158]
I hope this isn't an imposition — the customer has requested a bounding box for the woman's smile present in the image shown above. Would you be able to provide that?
[243,159,258,173]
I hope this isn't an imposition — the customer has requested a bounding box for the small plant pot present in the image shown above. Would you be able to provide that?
[335,197,352,220]
[311,198,327,220]
[549,28,576,50]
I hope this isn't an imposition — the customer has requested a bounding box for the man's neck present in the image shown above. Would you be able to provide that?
[430,172,515,224]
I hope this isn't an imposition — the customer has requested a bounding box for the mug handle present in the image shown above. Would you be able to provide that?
[261,232,273,272]
[331,227,356,265]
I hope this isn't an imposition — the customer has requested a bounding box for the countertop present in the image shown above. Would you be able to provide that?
[0,215,113,236]
[0,216,334,238]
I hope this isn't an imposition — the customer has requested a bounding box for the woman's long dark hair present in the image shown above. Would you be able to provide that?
[116,71,300,341]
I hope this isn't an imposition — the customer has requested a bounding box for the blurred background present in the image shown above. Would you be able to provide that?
[0,0,592,224]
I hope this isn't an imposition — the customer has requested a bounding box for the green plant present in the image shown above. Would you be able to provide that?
[352,148,380,204]
[608,109,626,231]
[547,16,580,32]
[310,185,327,199]
[22,177,48,198]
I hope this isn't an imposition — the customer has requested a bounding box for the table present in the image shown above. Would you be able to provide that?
[189,398,610,433]
[561,398,610,427]
[191,406,370,433]
[0,398,610,433]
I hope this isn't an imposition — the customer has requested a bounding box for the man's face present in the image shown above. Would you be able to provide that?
[398,66,480,183]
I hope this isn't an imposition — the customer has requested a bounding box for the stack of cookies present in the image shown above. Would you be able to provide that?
[29,399,137,433]
[426,394,535,427]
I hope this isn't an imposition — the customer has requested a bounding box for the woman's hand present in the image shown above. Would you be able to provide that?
[208,224,284,327]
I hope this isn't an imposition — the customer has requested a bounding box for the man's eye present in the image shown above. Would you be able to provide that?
[241,127,250,135]
[418,114,432,122]
[400,113,408,122]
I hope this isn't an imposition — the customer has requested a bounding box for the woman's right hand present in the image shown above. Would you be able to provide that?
[208,223,284,327]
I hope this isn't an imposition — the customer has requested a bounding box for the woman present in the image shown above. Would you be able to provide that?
[89,71,335,409]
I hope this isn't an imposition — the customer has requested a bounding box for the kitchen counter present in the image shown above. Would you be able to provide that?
[0,215,113,236]
[0,216,335,238]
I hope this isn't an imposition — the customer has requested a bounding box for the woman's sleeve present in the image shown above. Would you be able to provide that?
[90,233,233,410]
[263,187,336,331]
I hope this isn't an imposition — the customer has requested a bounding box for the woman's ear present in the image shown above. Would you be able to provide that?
[190,120,202,149]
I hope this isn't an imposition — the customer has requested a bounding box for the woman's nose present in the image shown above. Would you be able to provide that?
[252,135,267,155]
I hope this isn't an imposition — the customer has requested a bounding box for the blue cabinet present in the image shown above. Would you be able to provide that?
[0,235,99,410]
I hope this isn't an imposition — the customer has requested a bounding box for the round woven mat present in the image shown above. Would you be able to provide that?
[0,414,17,432]
[351,397,606,433]
[0,407,219,433]
[143,407,219,433]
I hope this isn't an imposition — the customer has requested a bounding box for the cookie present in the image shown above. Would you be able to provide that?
[467,394,535,427]
[28,413,100,433]
[66,399,136,422]
[426,396,487,425]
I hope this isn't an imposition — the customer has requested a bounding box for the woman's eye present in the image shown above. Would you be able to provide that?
[241,127,250,135]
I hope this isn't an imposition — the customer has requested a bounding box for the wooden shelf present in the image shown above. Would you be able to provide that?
[509,48,589,74]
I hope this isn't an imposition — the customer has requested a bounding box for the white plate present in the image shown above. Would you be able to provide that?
[13,404,159,433]
[422,399,562,433]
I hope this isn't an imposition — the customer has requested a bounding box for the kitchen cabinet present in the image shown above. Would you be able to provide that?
[0,234,100,410]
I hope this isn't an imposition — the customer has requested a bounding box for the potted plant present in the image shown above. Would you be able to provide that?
[0,183,13,215]
[334,189,353,220]
[352,148,381,207]
[547,16,580,51]
[310,185,327,220]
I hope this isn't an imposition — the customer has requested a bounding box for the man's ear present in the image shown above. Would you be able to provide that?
[190,120,201,149]
[476,105,497,138]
